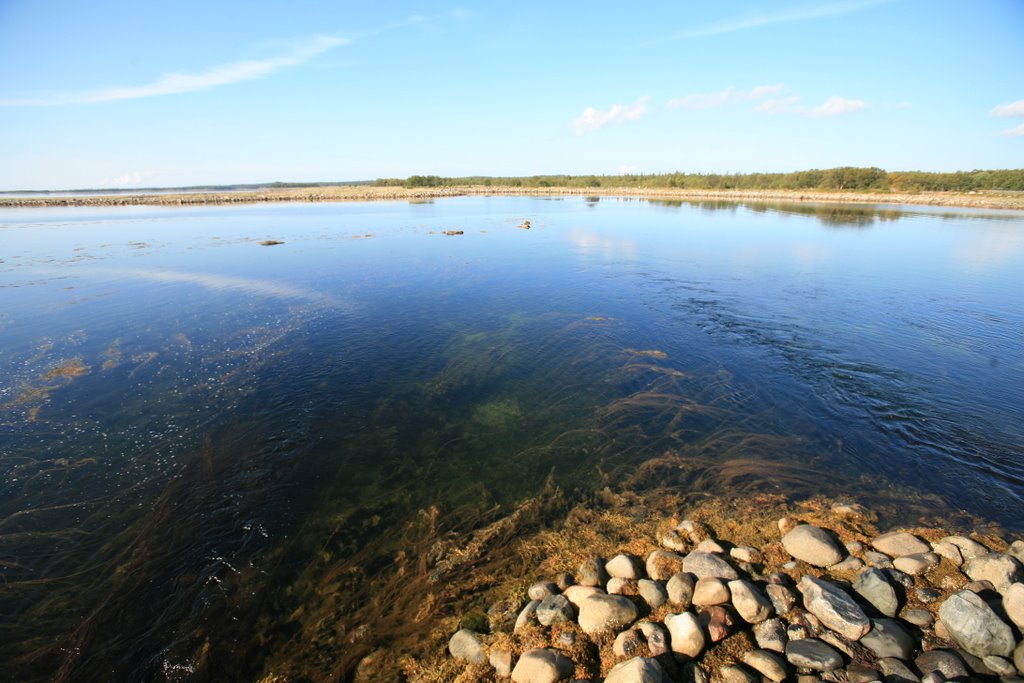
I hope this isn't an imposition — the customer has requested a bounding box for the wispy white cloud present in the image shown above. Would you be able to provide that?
[571,97,650,135]
[0,34,347,106]
[683,0,891,38]
[666,84,784,110]
[809,95,867,118]
[991,99,1024,118]
[1001,122,1024,138]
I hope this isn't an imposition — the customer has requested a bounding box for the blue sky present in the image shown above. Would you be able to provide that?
[0,0,1022,190]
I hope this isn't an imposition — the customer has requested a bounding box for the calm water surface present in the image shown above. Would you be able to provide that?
[1,196,1022,680]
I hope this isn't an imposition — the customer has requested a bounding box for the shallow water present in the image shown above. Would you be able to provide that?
[1,196,1022,680]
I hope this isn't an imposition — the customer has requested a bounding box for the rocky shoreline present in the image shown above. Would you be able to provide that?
[1,186,1023,211]
[437,500,1024,683]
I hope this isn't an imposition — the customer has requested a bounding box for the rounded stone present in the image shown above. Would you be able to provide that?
[613,629,646,659]
[562,585,601,607]
[785,638,843,671]
[729,579,774,623]
[1003,583,1024,630]
[637,578,668,608]
[872,531,930,557]
[861,618,916,660]
[915,649,970,680]
[448,628,486,664]
[782,525,844,567]
[753,618,788,653]
[693,577,730,606]
[964,552,1024,594]
[604,657,666,683]
[742,649,788,681]
[853,567,899,617]
[578,556,609,587]
[938,589,1015,657]
[682,551,739,579]
[646,550,685,581]
[666,572,695,607]
[607,553,644,580]
[536,594,574,626]
[511,648,574,683]
[665,611,705,658]
[577,593,639,635]
[798,575,870,641]
[893,552,940,576]
[529,581,560,601]
[718,664,757,683]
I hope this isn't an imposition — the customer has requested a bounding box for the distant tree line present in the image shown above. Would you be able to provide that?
[373,168,1024,192]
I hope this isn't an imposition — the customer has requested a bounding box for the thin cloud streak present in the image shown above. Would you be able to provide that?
[1001,122,1024,138]
[991,100,1024,118]
[682,0,891,38]
[0,34,348,106]
[571,97,650,135]
[810,95,866,118]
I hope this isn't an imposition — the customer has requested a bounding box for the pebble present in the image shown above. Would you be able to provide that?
[515,600,541,632]
[742,649,788,681]
[730,545,762,564]
[695,538,725,554]
[665,611,705,657]
[915,649,970,680]
[875,656,919,682]
[448,628,486,663]
[536,594,575,626]
[938,589,1015,657]
[718,664,758,683]
[682,551,739,580]
[729,579,774,623]
[754,618,788,652]
[700,605,734,642]
[530,581,561,601]
[692,577,730,606]
[578,557,609,587]
[798,575,871,640]
[963,552,1024,593]
[1003,582,1024,630]
[766,584,798,615]
[577,594,639,636]
[782,525,845,567]
[893,552,939,576]
[604,657,666,683]
[785,638,844,671]
[563,585,601,607]
[657,529,687,552]
[861,618,916,660]
[637,579,668,608]
[666,572,695,607]
[607,554,644,580]
[511,648,574,683]
[645,550,685,581]
[853,567,899,617]
[613,629,646,659]
[902,608,933,627]
[872,531,931,557]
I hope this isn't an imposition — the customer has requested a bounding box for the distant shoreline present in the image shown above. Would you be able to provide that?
[2,185,1023,210]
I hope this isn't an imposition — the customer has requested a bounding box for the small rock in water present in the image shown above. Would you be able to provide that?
[637,578,668,608]
[666,572,695,607]
[785,638,843,671]
[872,531,931,557]
[893,552,939,576]
[577,593,639,635]
[729,579,774,623]
[441,230,464,236]
[861,618,916,660]
[742,649,788,682]
[604,656,665,683]
[682,551,739,579]
[1003,582,1024,630]
[665,611,705,657]
[938,589,1015,657]
[518,220,531,230]
[782,525,845,567]
[853,567,899,617]
[607,553,644,580]
[963,552,1024,593]
[510,648,574,683]
[754,618,788,652]
[875,656,919,682]
[798,575,871,640]
[529,581,560,601]
[831,502,870,518]
[448,628,486,663]
[536,594,574,626]
[646,550,685,581]
[693,577,730,606]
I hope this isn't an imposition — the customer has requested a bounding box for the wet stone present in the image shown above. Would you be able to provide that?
[853,567,899,618]
[785,638,844,671]
[782,525,845,567]
[536,594,574,626]
[666,572,695,607]
[846,664,882,683]
[754,618,788,652]
[798,575,871,640]
[873,531,931,557]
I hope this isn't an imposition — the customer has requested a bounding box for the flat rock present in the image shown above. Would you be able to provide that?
[902,608,933,627]
[646,550,685,581]
[448,628,486,663]
[829,557,864,573]
[637,579,668,608]
[604,657,665,683]
[511,648,574,683]
[861,618,916,660]
[664,611,705,657]
[782,525,845,567]
[893,552,939,576]
[938,589,1015,657]
[785,638,844,671]
[875,656,920,683]
[931,541,963,566]
[963,552,1024,593]
[666,572,695,607]
[693,577,730,606]
[742,649,788,682]
[536,594,574,626]
[607,554,644,580]
[682,551,739,580]
[853,567,899,617]
[754,618,788,652]
[577,593,639,635]
[982,655,1016,676]
[939,535,989,560]
[1005,582,1024,630]
[915,649,969,680]
[729,579,774,623]
[872,531,930,557]
[798,575,871,640]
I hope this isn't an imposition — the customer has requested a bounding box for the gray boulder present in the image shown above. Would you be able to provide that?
[798,575,871,640]
[938,589,1015,657]
[963,552,1024,593]
[861,618,916,660]
[853,567,899,617]
[577,593,639,635]
[637,578,668,608]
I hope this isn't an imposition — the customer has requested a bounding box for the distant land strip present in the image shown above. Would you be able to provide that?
[2,185,1023,210]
